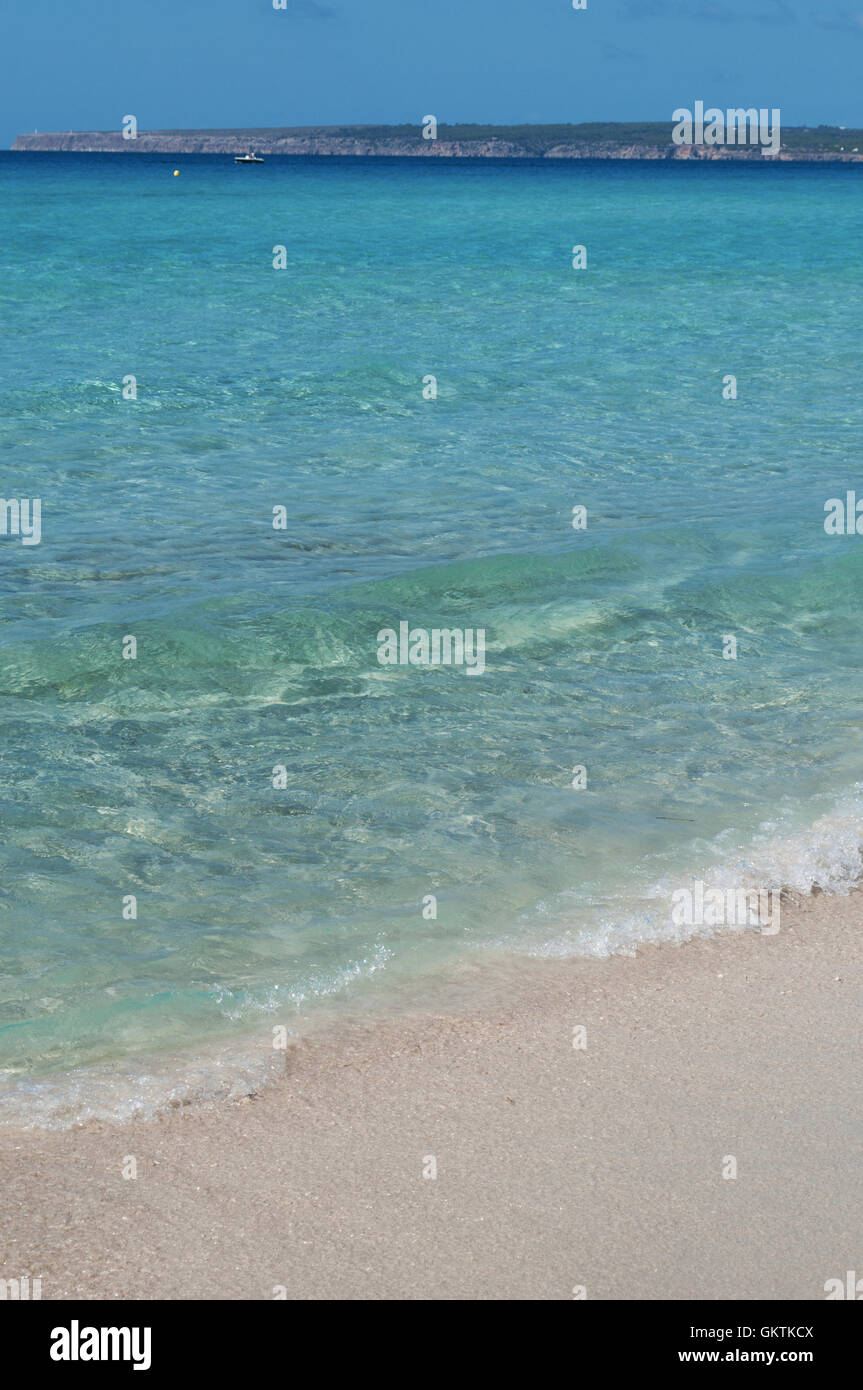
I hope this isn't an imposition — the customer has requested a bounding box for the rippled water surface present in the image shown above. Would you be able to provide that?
[1,153,861,1122]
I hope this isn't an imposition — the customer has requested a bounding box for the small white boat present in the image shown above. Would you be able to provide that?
[235,152,264,164]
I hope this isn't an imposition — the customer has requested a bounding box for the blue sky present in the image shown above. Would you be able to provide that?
[1,0,861,149]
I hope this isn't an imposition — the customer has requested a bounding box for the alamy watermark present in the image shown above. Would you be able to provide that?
[824,1270,863,1299]
[1,497,41,545]
[671,882,780,934]
[824,492,863,534]
[672,103,781,157]
[0,1275,42,1300]
[377,622,486,676]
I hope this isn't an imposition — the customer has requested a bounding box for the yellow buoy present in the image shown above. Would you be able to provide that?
[173,169,180,177]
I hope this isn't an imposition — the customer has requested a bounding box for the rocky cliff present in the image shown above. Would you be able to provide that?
[11,125,863,161]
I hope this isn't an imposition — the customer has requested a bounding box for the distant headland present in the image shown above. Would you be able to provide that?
[11,122,863,161]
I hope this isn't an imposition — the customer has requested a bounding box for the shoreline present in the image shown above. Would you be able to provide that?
[1,886,860,1300]
[11,146,863,164]
[11,124,863,162]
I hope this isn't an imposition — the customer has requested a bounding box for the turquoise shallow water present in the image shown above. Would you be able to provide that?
[1,153,862,1123]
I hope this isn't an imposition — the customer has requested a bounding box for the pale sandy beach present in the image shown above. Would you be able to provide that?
[1,888,860,1301]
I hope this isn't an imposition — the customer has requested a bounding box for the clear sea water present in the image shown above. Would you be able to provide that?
[1,152,861,1125]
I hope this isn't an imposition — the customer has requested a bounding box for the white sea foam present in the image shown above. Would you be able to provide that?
[3,795,861,1129]
[521,792,863,959]
[0,1038,287,1130]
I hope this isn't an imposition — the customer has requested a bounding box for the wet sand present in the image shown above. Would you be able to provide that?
[1,889,860,1300]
